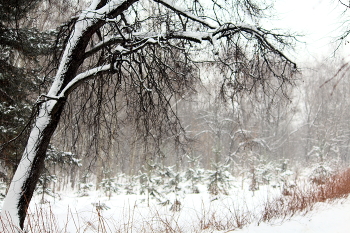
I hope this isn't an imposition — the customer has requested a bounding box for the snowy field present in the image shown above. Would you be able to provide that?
[3,176,348,233]
[235,199,350,233]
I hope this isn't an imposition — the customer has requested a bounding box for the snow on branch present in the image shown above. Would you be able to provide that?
[85,31,212,58]
[59,64,112,97]
[55,0,296,101]
[79,0,133,21]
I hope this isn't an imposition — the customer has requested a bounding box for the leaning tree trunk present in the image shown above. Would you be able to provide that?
[0,1,135,229]
[0,99,65,230]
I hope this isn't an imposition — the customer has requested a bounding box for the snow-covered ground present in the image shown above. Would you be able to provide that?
[235,198,350,233]
[14,182,350,233]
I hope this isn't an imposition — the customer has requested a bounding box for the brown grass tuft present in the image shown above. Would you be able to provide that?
[259,168,350,223]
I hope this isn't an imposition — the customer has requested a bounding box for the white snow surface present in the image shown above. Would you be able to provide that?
[234,200,350,233]
[2,182,349,232]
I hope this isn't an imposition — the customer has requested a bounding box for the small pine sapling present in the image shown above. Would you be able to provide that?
[100,177,119,200]
[78,174,94,197]
[185,154,204,193]
[124,175,137,195]
[36,173,57,203]
[162,166,183,211]
[138,163,164,206]
[207,162,232,195]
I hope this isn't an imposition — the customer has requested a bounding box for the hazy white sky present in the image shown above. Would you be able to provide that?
[267,0,350,63]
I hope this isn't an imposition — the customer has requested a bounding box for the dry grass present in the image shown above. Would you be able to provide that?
[259,168,350,223]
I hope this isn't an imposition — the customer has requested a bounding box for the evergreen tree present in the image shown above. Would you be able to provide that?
[100,177,119,199]
[36,174,57,203]
[124,175,137,195]
[185,155,204,194]
[99,170,121,199]
[0,0,55,179]
[78,173,94,197]
[161,166,183,211]
[207,162,232,195]
[138,163,164,206]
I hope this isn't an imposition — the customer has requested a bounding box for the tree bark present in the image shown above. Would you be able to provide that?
[0,98,65,229]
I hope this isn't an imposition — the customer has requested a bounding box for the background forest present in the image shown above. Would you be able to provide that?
[32,58,350,198]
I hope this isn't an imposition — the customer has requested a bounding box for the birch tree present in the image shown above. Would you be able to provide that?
[0,0,296,230]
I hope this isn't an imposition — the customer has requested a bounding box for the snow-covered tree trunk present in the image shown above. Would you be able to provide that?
[0,99,65,229]
[0,1,107,229]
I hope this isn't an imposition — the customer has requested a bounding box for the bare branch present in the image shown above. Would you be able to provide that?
[339,0,350,8]
[153,0,217,29]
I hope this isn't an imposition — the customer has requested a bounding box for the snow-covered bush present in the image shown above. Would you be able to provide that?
[100,177,119,199]
[185,167,205,194]
[124,175,137,195]
[309,164,333,185]
[78,174,94,197]
[138,168,164,205]
[207,162,233,195]
[78,182,94,197]
[36,174,58,203]
[255,161,275,185]
[184,155,205,193]
[162,166,182,195]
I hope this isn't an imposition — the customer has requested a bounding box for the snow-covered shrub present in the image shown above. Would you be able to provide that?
[207,162,232,195]
[185,155,205,193]
[255,161,275,185]
[78,182,94,197]
[159,166,184,211]
[138,169,164,205]
[36,174,58,203]
[170,199,182,212]
[263,159,294,191]
[124,175,137,195]
[92,202,110,211]
[306,144,338,185]
[185,167,205,193]
[280,170,295,196]
[78,174,94,197]
[309,164,333,185]
[100,177,119,199]
[162,166,182,195]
